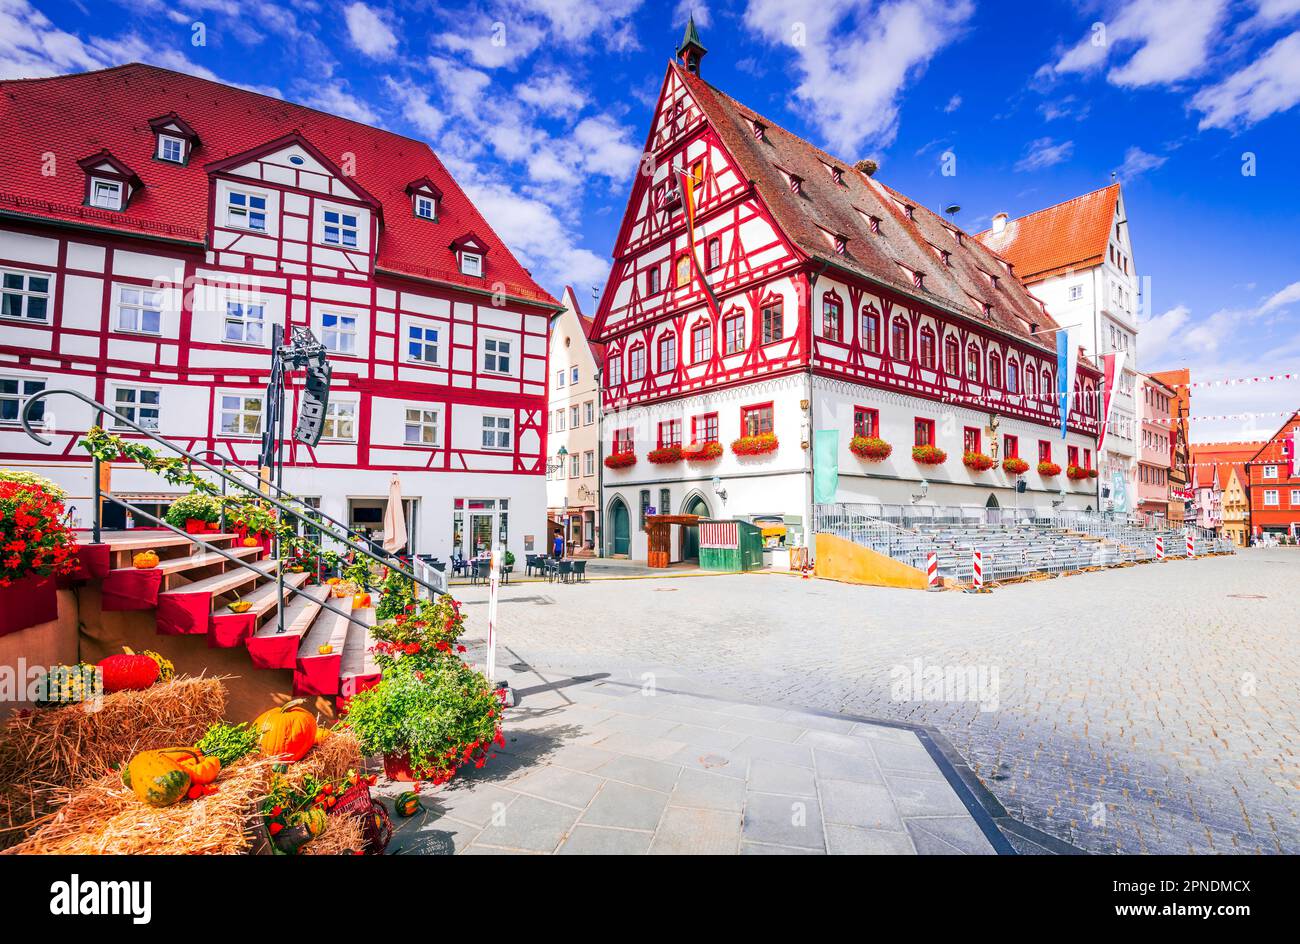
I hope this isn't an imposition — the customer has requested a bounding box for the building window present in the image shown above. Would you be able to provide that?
[659,488,671,516]
[116,286,163,334]
[404,408,440,445]
[724,313,745,354]
[584,450,595,476]
[1068,284,1083,302]
[226,190,267,231]
[966,344,981,382]
[1,271,50,322]
[219,393,262,436]
[1264,489,1279,506]
[1264,465,1278,478]
[157,135,185,163]
[646,266,661,295]
[322,401,357,441]
[640,490,651,529]
[407,325,439,364]
[0,376,45,425]
[853,407,878,439]
[988,354,1002,389]
[657,333,676,373]
[1006,359,1019,394]
[571,453,581,477]
[111,386,160,430]
[90,178,124,210]
[1003,435,1019,459]
[762,301,784,344]
[1290,489,1300,504]
[658,419,682,447]
[414,195,436,220]
[741,402,774,436]
[224,301,265,344]
[822,297,842,341]
[890,317,910,360]
[482,337,511,373]
[861,310,881,353]
[1067,445,1080,468]
[963,427,981,454]
[607,352,623,386]
[914,418,935,447]
[481,415,512,450]
[614,428,634,454]
[675,254,692,288]
[322,209,359,248]
[570,404,580,429]
[707,237,721,270]
[571,366,579,384]
[628,344,646,380]
[584,401,594,425]
[554,409,565,433]
[692,412,719,444]
[1038,440,1052,463]
[556,369,566,389]
[919,328,936,369]
[692,323,712,363]
[321,312,357,355]
[1083,448,1092,469]
[459,252,483,277]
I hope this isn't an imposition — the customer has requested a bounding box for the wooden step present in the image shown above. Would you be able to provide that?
[208,571,311,648]
[158,556,277,599]
[293,605,367,697]
[339,611,381,706]
[110,545,263,581]
[216,570,310,619]
[246,585,329,670]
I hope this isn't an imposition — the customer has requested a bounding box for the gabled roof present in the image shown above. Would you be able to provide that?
[671,64,1058,349]
[77,149,142,187]
[0,63,555,307]
[405,177,443,198]
[1190,441,1264,492]
[204,131,383,213]
[975,184,1120,283]
[148,112,199,142]
[449,231,489,253]
[1247,411,1300,464]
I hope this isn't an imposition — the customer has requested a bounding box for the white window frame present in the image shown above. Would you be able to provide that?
[226,189,268,232]
[583,450,595,476]
[1264,489,1279,506]
[90,177,124,210]
[321,399,357,442]
[414,194,436,220]
[115,284,164,335]
[1068,284,1083,302]
[157,134,186,163]
[0,269,52,323]
[556,369,566,389]
[0,375,45,426]
[482,336,512,374]
[223,298,266,345]
[570,453,580,477]
[321,311,358,356]
[554,409,565,432]
[1264,465,1278,478]
[111,385,161,430]
[321,207,360,248]
[406,323,440,365]
[1291,489,1300,505]
[218,392,263,437]
[570,404,579,429]
[481,414,512,451]
[584,401,594,425]
[460,251,483,278]
[404,406,441,446]
[571,365,579,384]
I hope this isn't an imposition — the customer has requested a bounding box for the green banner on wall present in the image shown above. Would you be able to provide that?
[813,429,839,504]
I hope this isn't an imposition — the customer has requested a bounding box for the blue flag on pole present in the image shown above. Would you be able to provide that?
[1056,330,1076,440]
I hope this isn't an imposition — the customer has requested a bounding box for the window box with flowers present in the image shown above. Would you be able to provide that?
[1002,456,1029,475]
[682,441,723,462]
[0,478,79,636]
[1066,465,1091,481]
[849,436,893,461]
[647,444,683,464]
[962,451,995,472]
[912,444,947,466]
[604,451,637,470]
[731,432,779,457]
[1037,461,1062,477]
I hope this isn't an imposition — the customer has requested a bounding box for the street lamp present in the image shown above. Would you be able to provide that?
[546,445,568,476]
[711,475,728,505]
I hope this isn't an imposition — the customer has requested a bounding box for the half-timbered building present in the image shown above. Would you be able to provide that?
[591,22,1100,562]
[0,65,558,561]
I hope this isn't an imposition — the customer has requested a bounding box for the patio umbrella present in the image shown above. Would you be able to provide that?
[382,473,407,554]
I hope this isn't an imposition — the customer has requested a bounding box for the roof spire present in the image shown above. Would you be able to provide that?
[677,14,707,75]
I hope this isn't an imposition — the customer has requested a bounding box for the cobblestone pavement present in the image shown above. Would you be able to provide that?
[453,548,1300,854]
[378,674,1000,855]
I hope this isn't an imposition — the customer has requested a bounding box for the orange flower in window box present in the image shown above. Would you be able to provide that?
[1037,461,1061,476]
[604,452,637,470]
[849,436,893,461]
[682,441,723,461]
[962,451,995,472]
[1002,457,1030,475]
[911,445,947,466]
[1066,465,1091,481]
[647,445,683,464]
[730,433,779,456]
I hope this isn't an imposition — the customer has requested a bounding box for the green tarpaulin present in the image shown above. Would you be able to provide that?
[813,429,839,504]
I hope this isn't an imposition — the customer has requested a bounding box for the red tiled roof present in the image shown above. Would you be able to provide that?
[1189,442,1263,490]
[673,65,1058,350]
[564,286,605,363]
[975,184,1119,283]
[0,64,557,307]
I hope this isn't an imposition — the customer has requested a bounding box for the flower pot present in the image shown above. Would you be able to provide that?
[185,518,207,534]
[383,753,436,782]
[205,521,220,532]
[0,575,59,637]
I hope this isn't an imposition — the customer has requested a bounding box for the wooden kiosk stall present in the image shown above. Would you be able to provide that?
[643,514,701,568]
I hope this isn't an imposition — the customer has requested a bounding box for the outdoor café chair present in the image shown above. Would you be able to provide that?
[573,560,587,583]
[557,560,574,583]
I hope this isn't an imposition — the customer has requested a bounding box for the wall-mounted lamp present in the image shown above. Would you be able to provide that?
[911,480,929,504]
[711,475,728,505]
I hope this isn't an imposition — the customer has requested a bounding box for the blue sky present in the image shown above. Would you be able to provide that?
[3,0,1298,442]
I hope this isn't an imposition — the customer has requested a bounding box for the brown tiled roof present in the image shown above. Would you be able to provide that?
[1189,442,1264,490]
[674,65,1057,350]
[975,184,1119,283]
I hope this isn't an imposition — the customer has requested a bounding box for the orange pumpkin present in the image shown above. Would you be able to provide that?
[254,698,318,761]
[133,550,160,569]
[317,643,334,655]
[352,592,372,609]
[242,536,260,547]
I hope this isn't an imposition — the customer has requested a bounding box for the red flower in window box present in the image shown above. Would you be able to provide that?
[1002,456,1029,475]
[1037,461,1061,477]
[962,451,995,472]
[849,436,893,461]
[731,433,779,456]
[1087,467,1098,478]
[1066,465,1090,481]
[647,445,683,464]
[682,441,723,461]
[911,445,947,465]
[604,452,637,470]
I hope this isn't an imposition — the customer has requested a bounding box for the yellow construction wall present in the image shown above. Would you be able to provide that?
[814,532,929,590]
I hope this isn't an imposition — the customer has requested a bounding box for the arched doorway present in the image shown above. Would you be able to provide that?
[608,497,630,556]
[985,494,999,508]
[680,494,710,561]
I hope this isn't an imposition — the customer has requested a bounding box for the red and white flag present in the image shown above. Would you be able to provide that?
[1096,351,1126,453]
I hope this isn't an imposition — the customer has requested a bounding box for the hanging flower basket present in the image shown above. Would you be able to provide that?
[849,436,893,461]
[604,452,637,470]
[1087,467,1099,479]
[1037,461,1062,477]
[647,445,683,464]
[962,451,995,472]
[912,445,948,466]
[731,433,779,457]
[1002,457,1029,475]
[682,441,723,462]
[1066,465,1091,481]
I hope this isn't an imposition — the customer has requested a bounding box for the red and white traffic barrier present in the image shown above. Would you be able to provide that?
[926,552,939,589]
[1155,535,1165,561]
[1186,532,1195,558]
[972,549,983,590]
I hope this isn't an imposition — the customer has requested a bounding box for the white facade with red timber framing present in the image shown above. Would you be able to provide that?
[591,25,1100,563]
[0,64,558,562]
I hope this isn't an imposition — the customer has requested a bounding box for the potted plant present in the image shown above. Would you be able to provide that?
[1002,456,1029,475]
[647,444,683,464]
[1037,461,1062,477]
[731,432,779,456]
[227,498,280,548]
[912,444,948,466]
[1066,465,1090,481]
[682,441,723,462]
[502,550,515,574]
[344,659,504,785]
[849,436,893,461]
[370,593,466,669]
[165,492,222,533]
[963,451,995,472]
[604,451,637,470]
[0,479,79,635]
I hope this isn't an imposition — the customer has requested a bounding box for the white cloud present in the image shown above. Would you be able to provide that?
[1139,304,1192,364]
[516,69,589,114]
[1117,145,1167,179]
[943,93,961,112]
[299,84,378,123]
[1260,279,1300,313]
[1191,32,1300,129]
[1015,137,1074,171]
[742,0,974,153]
[343,2,399,60]
[384,77,446,138]
[673,0,711,28]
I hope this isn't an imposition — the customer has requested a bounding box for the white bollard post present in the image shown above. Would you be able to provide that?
[926,552,939,589]
[1186,531,1195,558]
[972,549,983,590]
[1155,535,1165,561]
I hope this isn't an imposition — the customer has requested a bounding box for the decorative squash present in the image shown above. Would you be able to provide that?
[325,577,341,586]
[394,790,423,818]
[227,600,253,614]
[314,727,332,745]
[165,749,220,786]
[352,592,372,609]
[97,647,163,692]
[243,536,260,547]
[132,549,160,569]
[317,643,334,655]
[297,806,328,837]
[126,749,194,807]
[254,698,318,761]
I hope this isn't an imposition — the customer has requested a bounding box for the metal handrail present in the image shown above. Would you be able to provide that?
[19,388,443,600]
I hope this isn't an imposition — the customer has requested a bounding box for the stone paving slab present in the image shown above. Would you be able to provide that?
[379,671,1002,855]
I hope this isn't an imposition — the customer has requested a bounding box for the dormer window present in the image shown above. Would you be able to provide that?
[415,195,435,220]
[460,252,483,277]
[828,165,845,186]
[833,234,848,255]
[406,178,442,222]
[449,232,489,278]
[148,113,198,165]
[869,215,881,234]
[158,135,185,163]
[90,179,124,210]
[77,150,141,213]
